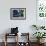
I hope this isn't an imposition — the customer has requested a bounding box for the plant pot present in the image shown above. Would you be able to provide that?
[40,38,45,43]
[37,39,40,43]
[37,39,45,44]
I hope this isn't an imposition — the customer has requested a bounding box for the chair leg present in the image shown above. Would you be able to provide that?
[4,41,7,46]
[4,33,7,46]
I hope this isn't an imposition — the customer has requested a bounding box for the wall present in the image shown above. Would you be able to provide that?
[0,0,36,42]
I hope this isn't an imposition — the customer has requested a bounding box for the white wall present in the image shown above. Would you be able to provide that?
[0,0,37,42]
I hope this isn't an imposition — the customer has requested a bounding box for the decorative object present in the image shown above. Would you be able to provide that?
[11,27,18,34]
[10,8,26,20]
[18,42,29,46]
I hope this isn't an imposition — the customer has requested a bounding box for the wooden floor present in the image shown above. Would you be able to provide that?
[0,42,46,46]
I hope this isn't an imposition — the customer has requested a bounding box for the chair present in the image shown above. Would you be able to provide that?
[4,27,19,46]
[4,33,18,46]
[18,33,30,46]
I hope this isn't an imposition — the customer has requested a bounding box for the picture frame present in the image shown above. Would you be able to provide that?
[36,0,46,19]
[10,8,26,20]
[36,0,46,26]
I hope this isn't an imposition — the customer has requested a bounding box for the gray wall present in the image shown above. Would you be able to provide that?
[0,0,37,42]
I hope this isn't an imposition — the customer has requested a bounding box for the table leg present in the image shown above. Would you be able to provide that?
[4,34,7,46]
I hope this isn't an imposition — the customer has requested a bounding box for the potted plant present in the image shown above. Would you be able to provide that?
[33,32,46,43]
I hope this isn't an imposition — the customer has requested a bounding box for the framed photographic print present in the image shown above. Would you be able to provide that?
[37,0,46,19]
[10,8,26,20]
[36,0,46,26]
